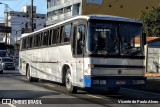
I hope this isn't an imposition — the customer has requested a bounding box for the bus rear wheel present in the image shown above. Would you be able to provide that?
[65,69,77,93]
[26,66,39,82]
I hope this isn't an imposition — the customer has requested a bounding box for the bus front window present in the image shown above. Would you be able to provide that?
[88,22,119,55]
[119,23,142,56]
[87,21,143,56]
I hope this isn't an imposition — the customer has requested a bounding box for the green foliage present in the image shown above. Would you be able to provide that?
[139,6,160,37]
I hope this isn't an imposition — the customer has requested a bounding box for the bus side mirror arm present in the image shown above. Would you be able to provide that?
[142,33,146,45]
[142,33,146,52]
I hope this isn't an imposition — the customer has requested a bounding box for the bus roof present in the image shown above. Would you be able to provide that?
[21,15,142,38]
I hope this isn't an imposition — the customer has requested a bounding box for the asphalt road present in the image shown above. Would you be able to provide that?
[0,70,160,107]
[0,70,104,107]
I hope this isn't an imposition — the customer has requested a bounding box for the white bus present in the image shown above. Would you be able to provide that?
[19,15,146,93]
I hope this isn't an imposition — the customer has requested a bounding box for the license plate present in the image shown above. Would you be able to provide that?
[100,80,106,85]
[116,80,126,85]
[93,80,99,84]
[133,80,145,85]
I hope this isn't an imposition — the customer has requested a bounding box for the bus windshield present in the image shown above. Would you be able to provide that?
[87,21,143,56]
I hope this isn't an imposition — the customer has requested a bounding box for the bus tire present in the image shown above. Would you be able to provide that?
[33,78,39,82]
[65,69,77,93]
[26,66,35,82]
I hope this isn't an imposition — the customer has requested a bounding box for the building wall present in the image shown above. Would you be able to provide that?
[47,0,160,25]
[82,0,160,19]
[46,0,82,26]
[145,41,160,73]
[6,9,46,45]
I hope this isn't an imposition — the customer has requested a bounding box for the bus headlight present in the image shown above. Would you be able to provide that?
[84,69,91,75]
[84,64,94,75]
[84,68,91,75]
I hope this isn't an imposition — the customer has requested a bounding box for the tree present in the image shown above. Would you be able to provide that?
[139,6,160,36]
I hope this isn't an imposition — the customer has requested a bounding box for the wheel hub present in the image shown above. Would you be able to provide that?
[66,73,72,89]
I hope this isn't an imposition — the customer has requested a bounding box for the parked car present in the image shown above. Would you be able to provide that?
[0,57,15,70]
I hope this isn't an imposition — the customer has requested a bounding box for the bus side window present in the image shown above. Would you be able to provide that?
[20,39,22,50]
[60,26,63,44]
[63,24,72,43]
[23,38,26,49]
[52,28,58,45]
[33,35,36,47]
[29,36,33,48]
[72,24,85,55]
[41,32,44,46]
[43,31,48,46]
[77,25,85,55]
[26,37,29,49]
[25,38,27,49]
[40,33,43,46]
[49,29,52,45]
[72,26,77,55]
[47,30,50,46]
[21,39,23,50]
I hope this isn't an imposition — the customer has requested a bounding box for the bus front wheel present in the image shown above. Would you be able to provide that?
[65,69,77,93]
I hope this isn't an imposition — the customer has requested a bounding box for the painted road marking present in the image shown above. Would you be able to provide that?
[21,78,28,81]
[8,104,16,107]
[86,94,102,99]
[44,83,55,88]
[86,94,113,102]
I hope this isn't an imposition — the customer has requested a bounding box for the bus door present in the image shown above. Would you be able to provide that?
[72,23,86,86]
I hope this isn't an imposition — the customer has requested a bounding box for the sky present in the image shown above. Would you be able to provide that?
[0,0,47,22]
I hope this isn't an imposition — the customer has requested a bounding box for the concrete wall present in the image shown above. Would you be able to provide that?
[7,12,46,45]
[147,41,160,73]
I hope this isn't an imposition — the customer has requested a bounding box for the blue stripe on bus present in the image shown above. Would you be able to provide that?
[84,75,91,87]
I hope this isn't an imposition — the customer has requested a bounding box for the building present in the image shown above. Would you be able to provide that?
[145,37,160,76]
[46,0,160,26]
[46,0,81,26]
[5,5,46,45]
[0,23,5,41]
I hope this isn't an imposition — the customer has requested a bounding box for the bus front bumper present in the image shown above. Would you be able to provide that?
[84,76,146,88]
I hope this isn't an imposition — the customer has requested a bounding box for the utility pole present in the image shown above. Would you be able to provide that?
[30,0,34,32]
[5,11,8,44]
